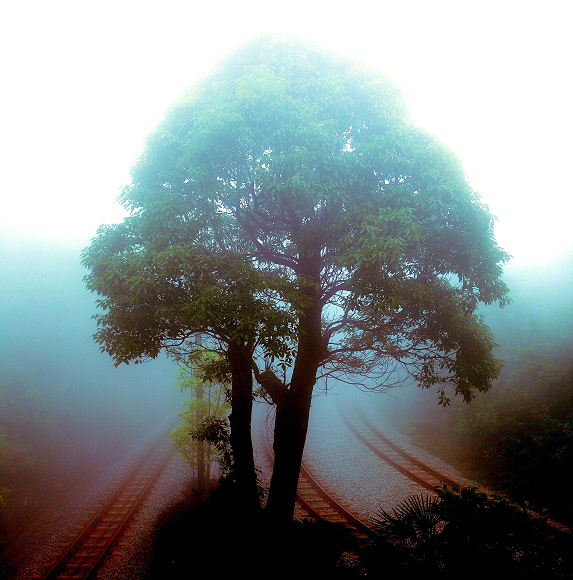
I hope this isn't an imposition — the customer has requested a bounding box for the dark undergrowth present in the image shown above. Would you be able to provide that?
[370,486,572,579]
[386,343,573,527]
[143,479,427,579]
[145,479,572,579]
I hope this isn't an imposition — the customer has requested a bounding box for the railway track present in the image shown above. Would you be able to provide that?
[338,401,460,493]
[257,404,433,574]
[337,401,573,536]
[258,406,373,541]
[258,397,460,534]
[30,427,176,580]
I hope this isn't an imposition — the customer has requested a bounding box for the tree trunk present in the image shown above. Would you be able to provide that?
[266,250,323,524]
[195,382,207,489]
[228,340,261,514]
[266,386,314,523]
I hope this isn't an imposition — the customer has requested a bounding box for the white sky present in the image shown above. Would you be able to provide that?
[1,0,571,268]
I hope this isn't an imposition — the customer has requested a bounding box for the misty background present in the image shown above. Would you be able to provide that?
[2,227,571,524]
[1,232,180,423]
[0,231,183,541]
[1,0,572,545]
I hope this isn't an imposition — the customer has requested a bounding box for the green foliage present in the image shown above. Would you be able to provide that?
[176,349,232,388]
[455,347,573,515]
[171,413,232,476]
[0,486,9,509]
[401,350,573,522]
[372,487,572,578]
[170,356,232,478]
[0,364,50,500]
[191,415,232,469]
[391,259,573,524]
[370,494,442,550]
[82,34,509,406]
[0,362,132,530]
[0,427,36,487]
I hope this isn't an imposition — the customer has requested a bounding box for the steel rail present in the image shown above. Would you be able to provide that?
[340,402,572,535]
[32,426,176,580]
[356,407,460,490]
[257,404,424,573]
[338,402,460,493]
[258,406,373,538]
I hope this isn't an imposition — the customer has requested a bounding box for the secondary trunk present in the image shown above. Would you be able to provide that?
[228,339,261,514]
[195,382,208,489]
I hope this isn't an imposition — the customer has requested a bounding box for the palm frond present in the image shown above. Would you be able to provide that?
[369,494,442,547]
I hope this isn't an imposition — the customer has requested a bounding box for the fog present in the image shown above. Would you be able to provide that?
[2,2,571,270]
[1,232,181,421]
[1,3,572,555]
[365,251,573,406]
[2,198,572,557]
[2,2,571,439]
[0,232,183,540]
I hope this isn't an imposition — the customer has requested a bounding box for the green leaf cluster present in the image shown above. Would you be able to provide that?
[455,347,573,516]
[0,486,9,509]
[370,493,442,549]
[83,34,510,405]
[170,357,232,475]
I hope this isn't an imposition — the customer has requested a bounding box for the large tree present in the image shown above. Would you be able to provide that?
[82,234,292,512]
[83,35,509,524]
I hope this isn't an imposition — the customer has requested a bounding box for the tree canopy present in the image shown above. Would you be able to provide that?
[82,35,510,522]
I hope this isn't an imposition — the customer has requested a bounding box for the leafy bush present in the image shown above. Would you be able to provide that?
[170,358,231,485]
[0,487,9,509]
[455,348,573,518]
[370,494,442,550]
[396,342,573,524]
[371,487,572,578]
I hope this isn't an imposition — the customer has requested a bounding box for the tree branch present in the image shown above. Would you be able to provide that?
[252,360,288,405]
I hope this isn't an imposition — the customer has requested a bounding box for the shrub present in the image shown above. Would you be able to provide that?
[371,487,572,579]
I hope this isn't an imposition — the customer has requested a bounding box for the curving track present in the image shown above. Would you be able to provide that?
[30,428,176,580]
[258,398,461,536]
[258,406,373,542]
[337,401,461,494]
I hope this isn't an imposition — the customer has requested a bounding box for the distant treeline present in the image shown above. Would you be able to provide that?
[410,344,572,521]
[386,256,573,524]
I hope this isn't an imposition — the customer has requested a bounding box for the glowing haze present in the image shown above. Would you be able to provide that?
[1,0,571,267]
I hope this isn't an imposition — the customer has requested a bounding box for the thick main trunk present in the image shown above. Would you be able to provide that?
[228,340,261,514]
[266,386,314,523]
[266,250,323,524]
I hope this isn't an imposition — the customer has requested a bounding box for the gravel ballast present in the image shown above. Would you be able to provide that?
[6,390,478,578]
[4,421,191,580]
[302,390,478,521]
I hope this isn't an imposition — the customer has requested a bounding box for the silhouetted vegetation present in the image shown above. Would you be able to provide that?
[398,345,573,523]
[0,362,134,547]
[370,487,572,578]
[147,480,573,579]
[145,480,409,579]
[455,349,572,516]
